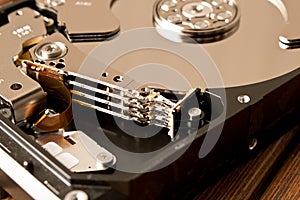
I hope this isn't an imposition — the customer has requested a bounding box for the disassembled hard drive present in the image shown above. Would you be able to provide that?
[0,0,299,199]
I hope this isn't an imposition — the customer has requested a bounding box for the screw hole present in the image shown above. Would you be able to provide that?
[16,10,23,16]
[249,138,258,151]
[10,83,22,90]
[141,87,149,92]
[55,63,65,69]
[140,87,151,96]
[113,76,123,82]
[237,94,250,104]
[102,72,109,77]
[49,62,56,66]
[34,14,41,19]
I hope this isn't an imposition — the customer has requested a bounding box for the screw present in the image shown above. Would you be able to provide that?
[16,10,23,16]
[193,4,204,12]
[217,11,232,21]
[161,0,177,12]
[167,14,182,23]
[182,2,212,18]
[212,0,225,6]
[44,17,55,27]
[49,0,65,7]
[0,108,12,119]
[194,20,210,29]
[96,151,114,167]
[113,75,124,83]
[237,95,251,104]
[42,44,61,57]
[188,107,202,120]
[0,79,4,84]
[10,83,22,90]
[64,190,88,200]
[139,87,151,96]
[22,161,32,171]
[35,42,67,60]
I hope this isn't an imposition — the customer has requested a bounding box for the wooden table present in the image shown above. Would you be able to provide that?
[191,125,300,200]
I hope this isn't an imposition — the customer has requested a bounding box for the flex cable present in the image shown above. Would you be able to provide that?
[26,65,72,132]
[24,61,179,138]
[33,75,72,132]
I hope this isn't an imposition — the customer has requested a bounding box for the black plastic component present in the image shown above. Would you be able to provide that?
[0,0,57,27]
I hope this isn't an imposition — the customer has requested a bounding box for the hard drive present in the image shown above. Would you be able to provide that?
[0,0,299,199]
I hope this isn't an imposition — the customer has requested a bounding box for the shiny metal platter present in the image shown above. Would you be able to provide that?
[110,0,300,88]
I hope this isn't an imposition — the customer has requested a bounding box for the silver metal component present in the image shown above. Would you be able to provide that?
[47,0,65,7]
[277,1,300,49]
[35,42,68,61]
[182,2,212,18]
[167,14,182,23]
[96,151,114,167]
[154,0,240,43]
[0,108,12,119]
[24,58,181,138]
[70,89,129,111]
[217,11,232,21]
[45,109,59,117]
[0,148,60,200]
[16,10,23,16]
[10,83,22,90]
[29,32,86,73]
[188,107,202,120]
[161,0,177,12]
[237,95,251,104]
[64,190,88,200]
[36,0,120,42]
[43,17,55,27]
[212,0,225,6]
[113,75,124,82]
[22,161,30,170]
[62,70,177,132]
[249,138,258,151]
[112,0,300,88]
[37,130,117,172]
[194,20,210,29]
[0,8,47,123]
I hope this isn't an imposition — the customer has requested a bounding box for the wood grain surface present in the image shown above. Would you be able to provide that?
[261,140,300,200]
[193,126,300,200]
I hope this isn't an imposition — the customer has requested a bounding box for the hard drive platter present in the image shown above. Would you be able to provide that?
[0,0,299,199]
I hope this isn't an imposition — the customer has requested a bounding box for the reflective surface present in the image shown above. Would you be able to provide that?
[112,0,300,88]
